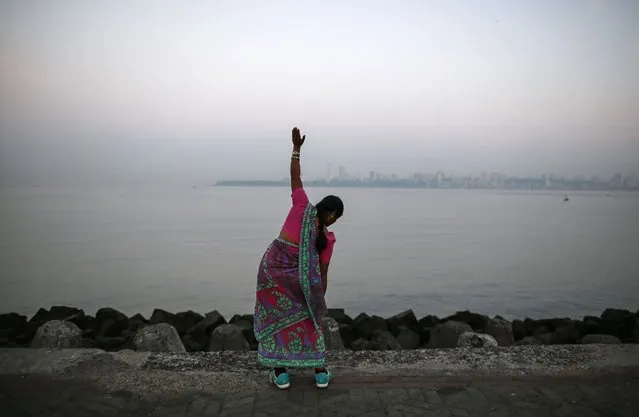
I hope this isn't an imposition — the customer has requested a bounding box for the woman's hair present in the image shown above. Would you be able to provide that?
[315,195,344,253]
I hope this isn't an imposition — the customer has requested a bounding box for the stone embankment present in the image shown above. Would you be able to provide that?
[1,306,637,352]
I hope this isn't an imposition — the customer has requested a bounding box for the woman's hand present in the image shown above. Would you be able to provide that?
[292,127,305,149]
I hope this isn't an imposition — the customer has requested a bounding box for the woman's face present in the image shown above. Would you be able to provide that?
[324,211,338,227]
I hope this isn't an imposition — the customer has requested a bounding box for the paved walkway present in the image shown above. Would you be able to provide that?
[2,373,637,416]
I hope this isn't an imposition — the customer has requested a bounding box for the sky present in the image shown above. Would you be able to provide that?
[1,0,638,185]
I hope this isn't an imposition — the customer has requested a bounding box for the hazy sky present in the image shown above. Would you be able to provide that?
[1,0,638,185]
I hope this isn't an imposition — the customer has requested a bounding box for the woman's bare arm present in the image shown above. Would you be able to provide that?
[320,263,329,295]
[291,127,305,191]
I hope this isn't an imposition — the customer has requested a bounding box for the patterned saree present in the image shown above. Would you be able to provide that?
[254,203,328,368]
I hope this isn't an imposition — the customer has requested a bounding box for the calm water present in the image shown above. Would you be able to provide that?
[1,185,638,320]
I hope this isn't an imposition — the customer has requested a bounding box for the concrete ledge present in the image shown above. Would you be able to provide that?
[3,344,639,378]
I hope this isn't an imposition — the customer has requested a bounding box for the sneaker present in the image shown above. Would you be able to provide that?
[269,369,290,389]
[315,369,330,389]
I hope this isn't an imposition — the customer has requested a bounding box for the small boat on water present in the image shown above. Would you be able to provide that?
[563,193,569,202]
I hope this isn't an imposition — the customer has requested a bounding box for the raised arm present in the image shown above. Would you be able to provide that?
[291,127,305,191]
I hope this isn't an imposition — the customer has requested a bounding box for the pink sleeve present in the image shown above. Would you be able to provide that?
[320,232,336,265]
[292,187,309,207]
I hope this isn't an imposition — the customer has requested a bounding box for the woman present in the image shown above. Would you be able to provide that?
[253,127,344,389]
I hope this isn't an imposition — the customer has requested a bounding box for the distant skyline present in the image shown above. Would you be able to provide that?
[1,1,638,186]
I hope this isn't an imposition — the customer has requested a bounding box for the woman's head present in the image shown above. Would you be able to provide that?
[316,195,344,227]
[315,195,343,253]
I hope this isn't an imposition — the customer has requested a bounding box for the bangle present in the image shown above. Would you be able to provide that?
[292,150,300,159]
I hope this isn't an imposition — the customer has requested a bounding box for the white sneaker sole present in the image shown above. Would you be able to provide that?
[316,382,329,389]
[274,382,290,389]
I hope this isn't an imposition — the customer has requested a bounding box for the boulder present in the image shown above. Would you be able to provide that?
[327,308,353,325]
[321,317,344,350]
[419,327,433,347]
[149,308,176,326]
[95,307,129,338]
[173,310,205,336]
[0,313,26,338]
[133,323,185,353]
[188,311,226,348]
[94,336,127,351]
[485,317,514,346]
[30,320,82,349]
[417,314,439,329]
[130,313,148,323]
[600,309,637,342]
[339,324,353,348]
[551,323,580,344]
[428,321,472,348]
[396,326,420,349]
[511,319,526,341]
[208,324,249,351]
[370,330,402,350]
[581,316,601,336]
[352,314,388,340]
[387,309,418,336]
[441,311,488,332]
[181,334,203,352]
[457,332,498,349]
[65,312,92,331]
[581,334,621,345]
[515,336,542,346]
[229,318,257,350]
[48,305,83,319]
[351,338,370,351]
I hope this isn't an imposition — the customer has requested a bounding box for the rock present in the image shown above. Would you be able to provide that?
[600,308,637,342]
[551,324,580,344]
[208,324,249,351]
[419,327,433,347]
[428,321,472,348]
[370,330,402,350]
[229,319,257,350]
[0,313,26,338]
[581,334,621,345]
[188,312,227,348]
[418,315,439,329]
[387,309,418,336]
[95,308,129,337]
[351,338,370,351]
[352,314,388,340]
[327,308,353,325]
[441,311,488,332]
[485,317,514,346]
[30,320,82,349]
[49,305,83,319]
[396,326,420,349]
[173,310,205,336]
[65,312,91,331]
[533,326,550,338]
[582,316,601,336]
[515,336,542,346]
[338,324,353,348]
[205,310,227,324]
[321,317,344,350]
[133,323,185,353]
[149,308,176,326]
[94,337,127,351]
[539,333,553,345]
[130,313,148,323]
[511,319,526,341]
[181,334,203,352]
[457,332,499,349]
[99,319,126,338]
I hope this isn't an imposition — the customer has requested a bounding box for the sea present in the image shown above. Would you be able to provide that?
[1,185,638,320]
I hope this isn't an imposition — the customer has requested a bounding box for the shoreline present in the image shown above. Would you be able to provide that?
[1,306,637,353]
